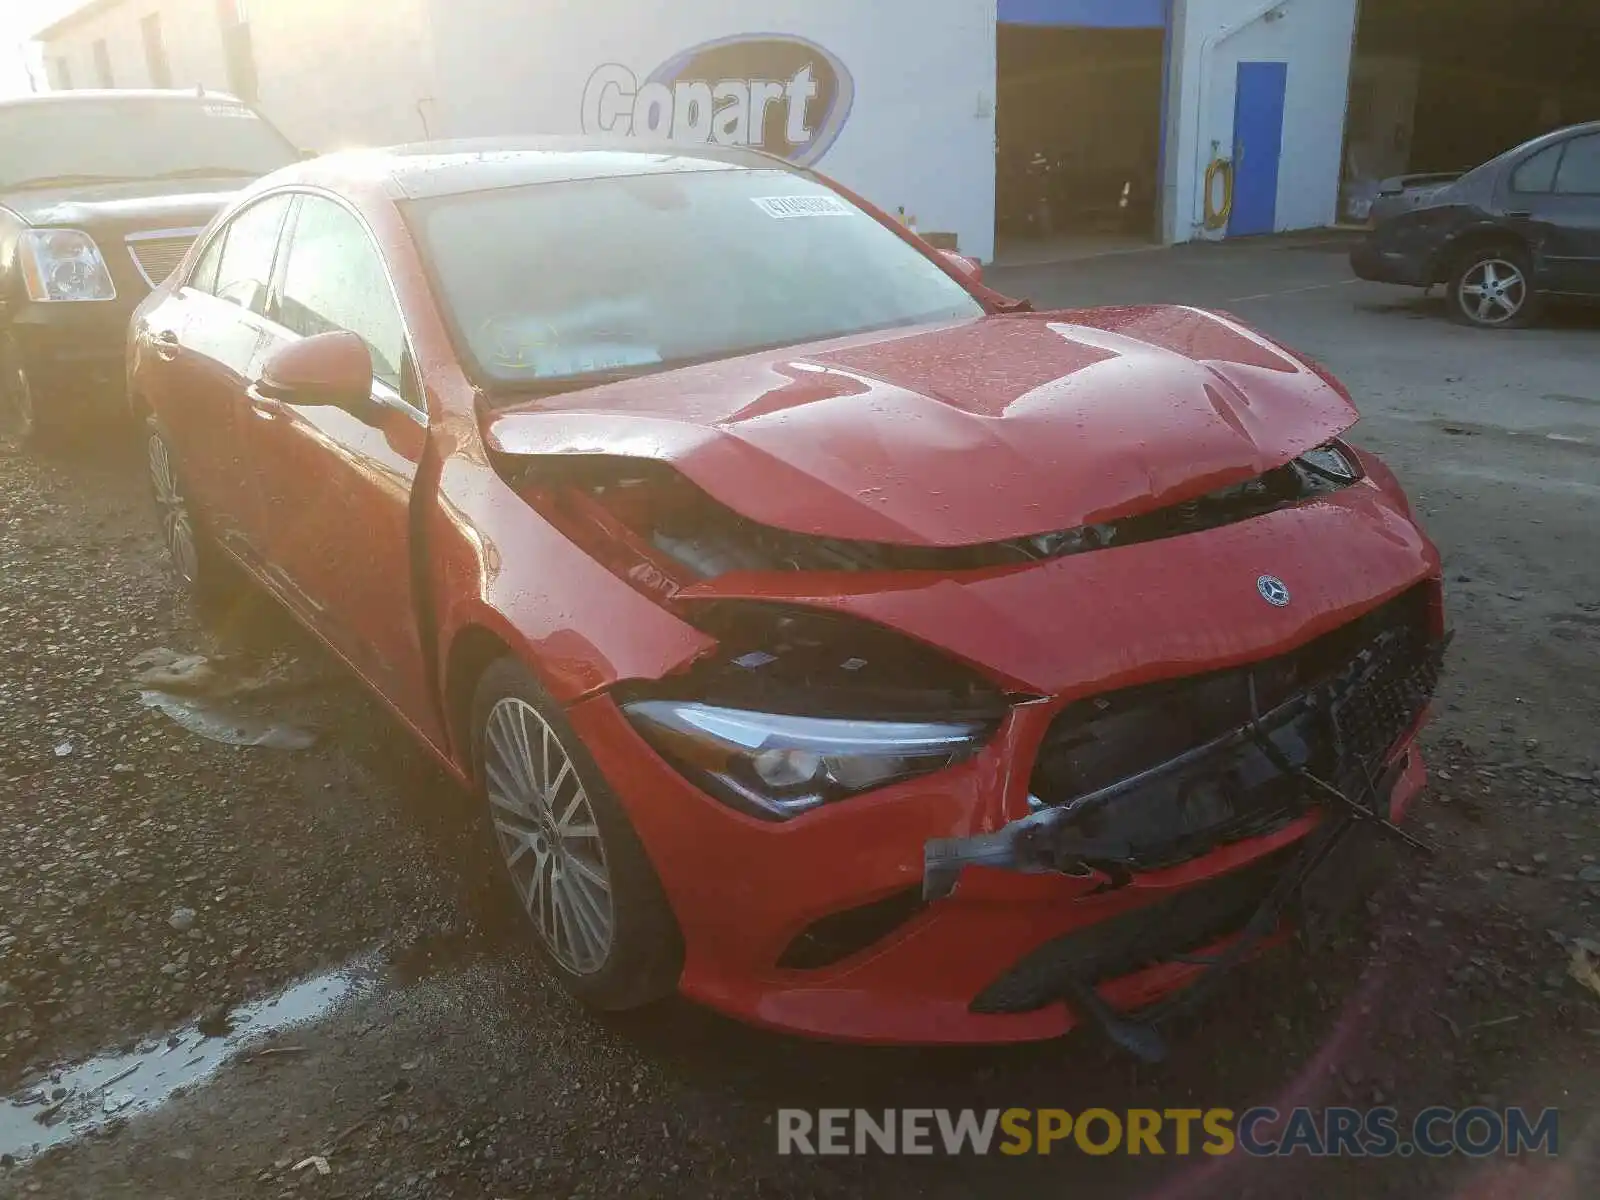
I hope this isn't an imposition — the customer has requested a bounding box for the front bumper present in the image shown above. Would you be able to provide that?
[9,298,139,424]
[568,593,1443,1045]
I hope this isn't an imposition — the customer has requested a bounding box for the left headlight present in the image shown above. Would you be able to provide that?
[19,229,117,303]
[623,700,993,820]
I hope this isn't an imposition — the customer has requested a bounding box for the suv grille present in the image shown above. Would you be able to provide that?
[127,233,199,288]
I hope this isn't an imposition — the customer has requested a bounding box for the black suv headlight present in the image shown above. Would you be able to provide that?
[20,229,117,303]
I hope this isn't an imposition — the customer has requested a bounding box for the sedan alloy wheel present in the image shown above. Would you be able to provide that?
[483,695,615,974]
[147,425,200,587]
[1451,253,1534,328]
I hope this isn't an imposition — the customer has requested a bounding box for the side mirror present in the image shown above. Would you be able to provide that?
[255,331,377,422]
[937,248,983,284]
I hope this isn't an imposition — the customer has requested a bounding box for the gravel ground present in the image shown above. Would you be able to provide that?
[2,240,1598,1198]
[0,442,463,1088]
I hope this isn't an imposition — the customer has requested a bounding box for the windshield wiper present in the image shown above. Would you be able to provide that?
[142,166,265,180]
[3,173,140,190]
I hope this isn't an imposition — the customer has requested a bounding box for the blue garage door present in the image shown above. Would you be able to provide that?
[1228,61,1289,237]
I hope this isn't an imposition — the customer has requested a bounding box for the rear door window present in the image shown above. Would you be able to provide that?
[200,194,293,314]
[1510,143,1562,194]
[1553,135,1600,195]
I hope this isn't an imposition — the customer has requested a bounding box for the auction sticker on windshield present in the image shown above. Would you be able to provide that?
[752,195,854,219]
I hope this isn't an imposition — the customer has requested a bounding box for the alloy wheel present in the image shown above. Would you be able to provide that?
[1457,257,1527,326]
[147,429,200,586]
[483,696,614,975]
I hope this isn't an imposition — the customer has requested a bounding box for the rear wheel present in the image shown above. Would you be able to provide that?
[471,658,682,1010]
[1447,245,1539,328]
[144,416,239,607]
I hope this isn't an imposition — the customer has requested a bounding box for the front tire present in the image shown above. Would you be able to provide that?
[1447,245,1539,329]
[1,337,42,447]
[471,658,682,1010]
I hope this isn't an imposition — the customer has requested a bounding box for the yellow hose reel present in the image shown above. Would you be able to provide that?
[1203,158,1235,230]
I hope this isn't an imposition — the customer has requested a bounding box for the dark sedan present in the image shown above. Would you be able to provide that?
[1351,121,1600,328]
[0,90,301,445]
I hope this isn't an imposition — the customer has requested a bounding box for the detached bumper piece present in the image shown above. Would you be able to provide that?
[971,844,1302,1015]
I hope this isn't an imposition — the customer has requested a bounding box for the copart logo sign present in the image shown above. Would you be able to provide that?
[581,35,854,167]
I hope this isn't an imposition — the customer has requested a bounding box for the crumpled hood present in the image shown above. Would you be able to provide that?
[485,305,1359,548]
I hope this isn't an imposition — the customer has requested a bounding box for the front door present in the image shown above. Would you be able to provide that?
[1227,61,1288,238]
[242,194,441,740]
[151,193,293,557]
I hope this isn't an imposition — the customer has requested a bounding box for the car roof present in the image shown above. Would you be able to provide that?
[308,137,800,202]
[1463,119,1600,181]
[0,88,247,110]
[1501,120,1600,161]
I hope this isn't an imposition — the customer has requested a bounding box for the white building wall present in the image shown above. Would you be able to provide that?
[1168,0,1358,240]
[39,0,439,152]
[40,0,232,93]
[245,0,437,151]
[424,0,1000,261]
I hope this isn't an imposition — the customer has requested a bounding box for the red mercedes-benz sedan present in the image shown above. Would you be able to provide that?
[128,140,1447,1054]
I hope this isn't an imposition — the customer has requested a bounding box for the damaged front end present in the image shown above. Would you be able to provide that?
[506,443,1368,589]
[928,585,1448,1060]
[499,442,1446,1052]
[926,587,1447,899]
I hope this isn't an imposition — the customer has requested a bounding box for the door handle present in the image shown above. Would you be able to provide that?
[245,383,286,422]
[152,329,181,362]
[1506,210,1533,220]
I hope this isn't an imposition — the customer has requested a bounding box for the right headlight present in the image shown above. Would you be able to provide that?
[623,700,992,821]
[1297,440,1363,483]
[19,229,117,303]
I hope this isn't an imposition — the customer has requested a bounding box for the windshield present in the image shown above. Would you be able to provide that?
[0,98,298,190]
[411,167,984,393]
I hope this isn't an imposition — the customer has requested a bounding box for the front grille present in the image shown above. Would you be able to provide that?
[1027,587,1439,872]
[126,234,198,288]
[970,846,1298,1014]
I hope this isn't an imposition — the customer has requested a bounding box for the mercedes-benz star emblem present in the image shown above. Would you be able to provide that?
[1257,575,1291,607]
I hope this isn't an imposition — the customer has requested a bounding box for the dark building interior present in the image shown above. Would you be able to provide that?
[995,25,1166,242]
[1351,0,1600,177]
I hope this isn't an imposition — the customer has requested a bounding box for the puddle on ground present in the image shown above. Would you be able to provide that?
[1,962,375,1162]
[137,689,318,750]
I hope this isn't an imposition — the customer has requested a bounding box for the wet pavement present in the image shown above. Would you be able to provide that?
[2,236,1598,1198]
[2,963,372,1161]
